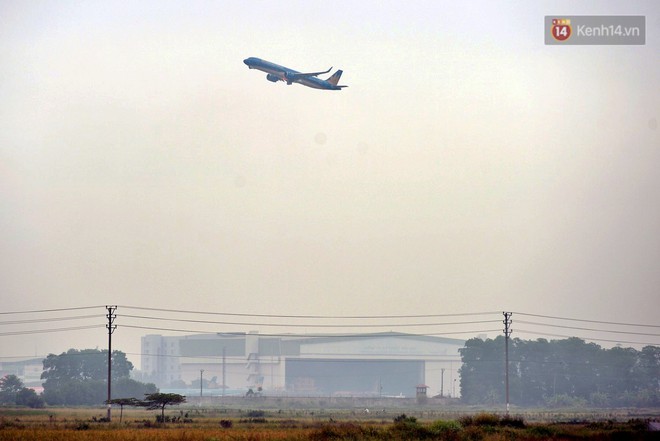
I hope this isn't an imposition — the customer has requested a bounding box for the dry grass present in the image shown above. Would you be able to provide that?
[0,407,657,440]
[0,428,315,441]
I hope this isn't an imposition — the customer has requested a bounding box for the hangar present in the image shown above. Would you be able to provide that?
[141,332,464,398]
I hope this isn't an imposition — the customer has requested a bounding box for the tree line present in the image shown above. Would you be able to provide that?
[0,374,44,408]
[40,348,157,406]
[3,341,658,409]
[0,348,168,408]
[0,347,188,422]
[0,349,132,407]
[459,336,659,407]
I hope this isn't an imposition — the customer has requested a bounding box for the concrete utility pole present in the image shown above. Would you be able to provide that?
[503,312,513,415]
[106,305,117,421]
[222,347,226,398]
[440,368,445,398]
[200,369,204,404]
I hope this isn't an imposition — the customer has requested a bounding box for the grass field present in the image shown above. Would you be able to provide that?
[1,405,659,440]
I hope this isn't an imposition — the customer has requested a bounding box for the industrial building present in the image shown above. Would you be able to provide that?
[141,332,464,398]
[0,357,43,389]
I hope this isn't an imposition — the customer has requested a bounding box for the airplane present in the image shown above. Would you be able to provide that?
[243,57,347,90]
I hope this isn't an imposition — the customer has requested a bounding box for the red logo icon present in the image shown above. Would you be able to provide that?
[551,18,572,42]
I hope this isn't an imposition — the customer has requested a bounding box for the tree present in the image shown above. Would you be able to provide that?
[113,377,158,400]
[459,337,505,404]
[634,346,660,399]
[459,337,660,407]
[0,375,44,408]
[41,348,143,405]
[141,393,186,422]
[0,374,24,403]
[15,388,45,408]
[42,349,132,384]
[42,379,106,405]
[106,397,139,423]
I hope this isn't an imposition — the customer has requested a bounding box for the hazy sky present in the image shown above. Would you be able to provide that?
[1,1,658,368]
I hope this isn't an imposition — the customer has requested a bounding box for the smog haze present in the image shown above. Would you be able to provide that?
[1,1,658,367]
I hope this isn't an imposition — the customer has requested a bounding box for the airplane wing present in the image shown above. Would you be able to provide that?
[286,67,332,82]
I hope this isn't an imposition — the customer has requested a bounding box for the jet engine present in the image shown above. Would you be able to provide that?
[266,74,279,83]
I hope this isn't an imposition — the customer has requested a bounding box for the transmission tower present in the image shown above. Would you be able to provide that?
[106,305,117,421]
[503,311,512,414]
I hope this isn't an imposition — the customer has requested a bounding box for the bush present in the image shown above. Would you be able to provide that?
[430,420,462,432]
[393,414,417,425]
[430,420,462,440]
[626,419,649,431]
[460,413,501,427]
[390,414,433,439]
[310,422,379,441]
[462,425,490,440]
[500,415,525,428]
[528,425,554,438]
[75,422,90,430]
[240,417,267,424]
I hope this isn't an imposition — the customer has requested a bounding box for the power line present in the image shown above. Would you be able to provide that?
[0,355,49,360]
[517,320,660,337]
[0,305,654,328]
[0,350,460,362]
[120,314,500,328]
[137,354,460,361]
[0,306,105,315]
[513,311,660,328]
[515,328,659,347]
[0,305,656,350]
[119,304,500,320]
[121,324,501,338]
[0,349,132,360]
[0,314,104,326]
[0,324,105,337]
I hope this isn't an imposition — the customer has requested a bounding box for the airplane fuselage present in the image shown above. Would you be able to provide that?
[243,57,346,91]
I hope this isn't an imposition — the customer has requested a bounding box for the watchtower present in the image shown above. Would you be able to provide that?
[416,384,429,404]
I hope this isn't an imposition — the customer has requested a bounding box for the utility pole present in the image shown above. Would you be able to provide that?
[440,368,445,398]
[222,347,226,398]
[503,311,512,415]
[106,305,117,422]
[200,369,204,405]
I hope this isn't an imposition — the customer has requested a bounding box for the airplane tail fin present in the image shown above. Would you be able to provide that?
[326,69,343,86]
